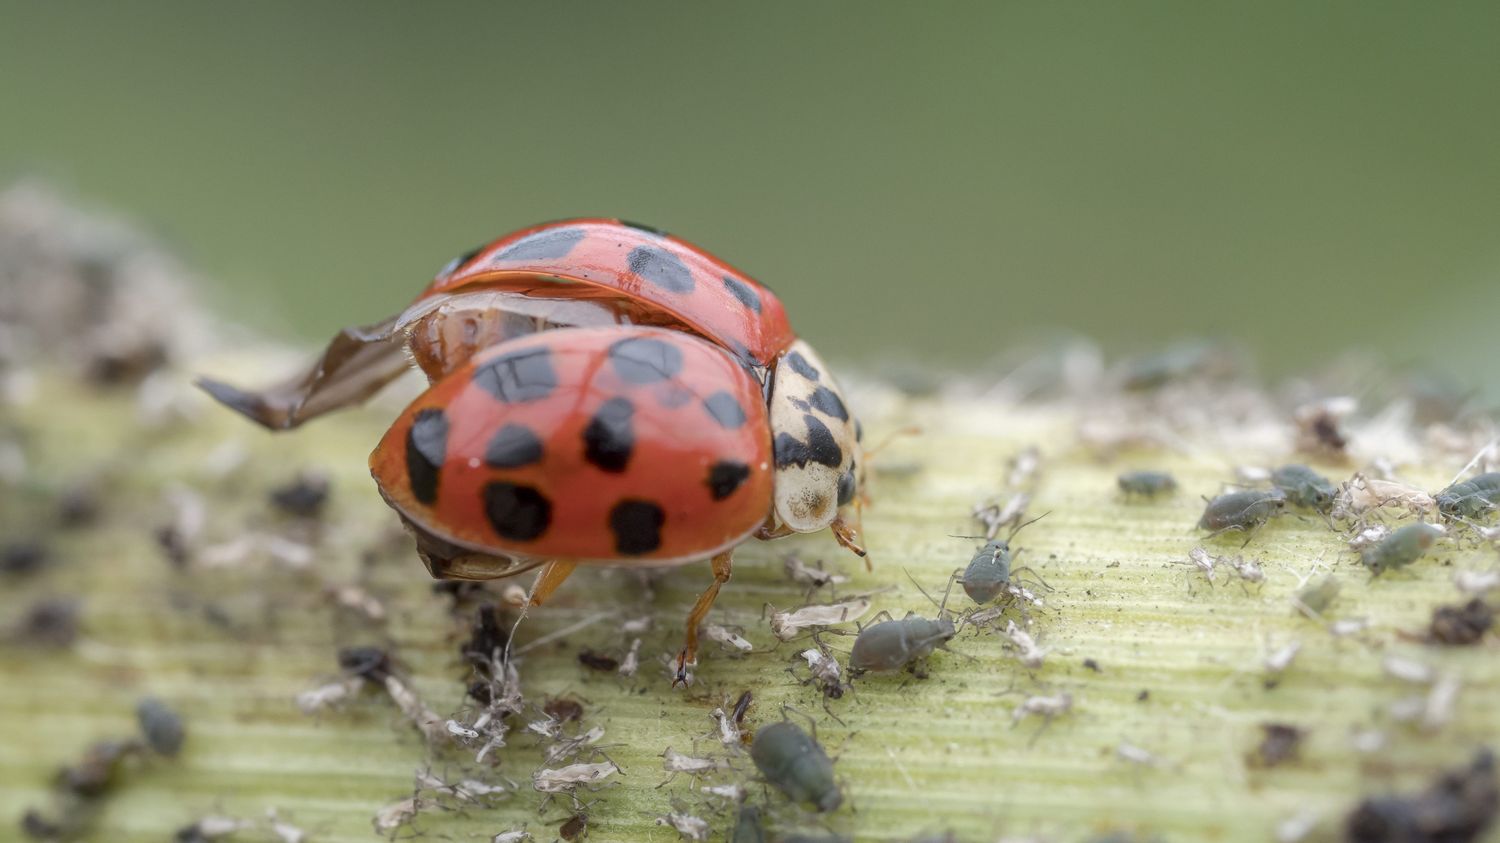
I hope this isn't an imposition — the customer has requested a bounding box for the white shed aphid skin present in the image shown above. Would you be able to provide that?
[531,760,620,794]
[765,340,867,562]
[704,624,754,653]
[768,595,874,641]
[656,811,710,841]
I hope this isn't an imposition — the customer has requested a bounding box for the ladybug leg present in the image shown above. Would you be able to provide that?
[830,514,870,570]
[529,560,580,606]
[673,552,734,686]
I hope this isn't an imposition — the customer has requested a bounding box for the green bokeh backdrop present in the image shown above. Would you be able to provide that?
[4,1,1498,384]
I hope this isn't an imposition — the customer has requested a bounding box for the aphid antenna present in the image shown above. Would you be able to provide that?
[1005,511,1051,541]
[902,567,956,617]
[1447,436,1499,487]
[778,703,824,740]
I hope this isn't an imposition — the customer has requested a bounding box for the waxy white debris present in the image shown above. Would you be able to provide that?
[296,675,365,714]
[1275,810,1320,843]
[1348,525,1390,552]
[662,747,720,775]
[769,597,872,640]
[800,648,843,684]
[1382,655,1435,685]
[532,761,619,793]
[384,674,447,744]
[446,719,480,740]
[493,832,532,843]
[182,816,252,839]
[656,812,710,841]
[326,584,386,621]
[618,637,643,677]
[1116,741,1158,767]
[1455,569,1500,596]
[543,726,607,766]
[705,624,753,652]
[1264,640,1301,676]
[974,492,1031,539]
[267,809,306,843]
[784,555,848,588]
[374,797,431,833]
[1421,673,1462,733]
[710,707,741,746]
[701,783,746,800]
[1012,692,1073,723]
[1004,620,1048,669]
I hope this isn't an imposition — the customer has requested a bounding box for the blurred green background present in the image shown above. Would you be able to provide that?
[4,1,1498,385]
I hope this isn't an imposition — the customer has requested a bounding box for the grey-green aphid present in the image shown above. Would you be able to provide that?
[849,614,956,673]
[729,804,766,843]
[750,720,842,812]
[958,513,1046,604]
[1197,488,1286,538]
[1270,464,1337,513]
[1361,522,1443,575]
[1435,472,1500,521]
[1117,470,1177,498]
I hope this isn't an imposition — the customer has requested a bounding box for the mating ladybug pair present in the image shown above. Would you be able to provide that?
[201,219,868,682]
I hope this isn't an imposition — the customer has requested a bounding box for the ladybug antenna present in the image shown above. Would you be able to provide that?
[863,425,923,460]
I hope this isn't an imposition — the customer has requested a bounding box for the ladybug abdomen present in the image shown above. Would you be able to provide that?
[371,327,773,565]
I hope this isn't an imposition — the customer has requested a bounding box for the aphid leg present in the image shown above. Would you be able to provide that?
[830,513,870,570]
[673,552,734,687]
[530,560,580,607]
[1010,565,1054,593]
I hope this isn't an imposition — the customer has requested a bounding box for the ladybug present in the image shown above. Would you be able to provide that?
[200,219,866,681]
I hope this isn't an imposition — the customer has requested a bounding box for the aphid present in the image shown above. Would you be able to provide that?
[1197,488,1286,542]
[1333,473,1435,520]
[1429,598,1493,646]
[200,220,871,683]
[1117,470,1177,498]
[1249,723,1305,768]
[1,540,50,577]
[1292,575,1341,619]
[1270,464,1337,513]
[750,719,842,812]
[1361,523,1443,576]
[557,812,588,841]
[10,598,79,648]
[729,804,767,843]
[268,471,330,518]
[953,514,1048,605]
[1293,396,1354,460]
[796,646,847,705]
[849,614,956,675]
[1435,472,1500,521]
[135,698,185,757]
[972,491,1031,540]
[1344,749,1495,841]
[577,649,620,672]
[783,555,848,589]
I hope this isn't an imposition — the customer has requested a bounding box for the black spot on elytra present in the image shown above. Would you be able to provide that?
[621,220,669,237]
[609,500,664,555]
[609,336,683,384]
[790,397,810,412]
[583,397,635,473]
[837,465,857,506]
[626,246,695,294]
[484,424,544,468]
[707,461,751,501]
[439,243,486,277]
[656,383,694,408]
[784,351,820,381]
[483,482,552,541]
[774,414,844,470]
[703,391,747,429]
[494,227,585,262]
[406,409,448,504]
[808,386,848,421]
[722,276,762,314]
[473,348,557,403]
